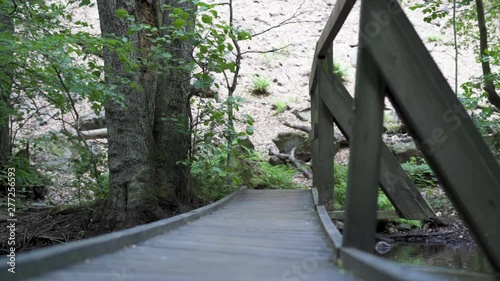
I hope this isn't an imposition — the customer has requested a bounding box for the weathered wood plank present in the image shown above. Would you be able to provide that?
[365,0,500,270]
[0,187,247,281]
[310,0,357,93]
[317,0,357,58]
[317,205,343,254]
[329,210,400,220]
[310,44,319,93]
[311,187,319,206]
[342,45,385,251]
[317,66,436,220]
[313,50,335,209]
[21,190,357,281]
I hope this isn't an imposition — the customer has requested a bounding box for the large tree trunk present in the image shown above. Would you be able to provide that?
[96,0,193,227]
[0,2,14,164]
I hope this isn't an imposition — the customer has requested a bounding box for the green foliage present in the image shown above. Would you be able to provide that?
[422,187,454,213]
[0,155,49,190]
[333,60,349,82]
[426,33,446,43]
[333,163,424,228]
[401,157,438,188]
[0,1,129,114]
[189,149,303,202]
[188,142,242,202]
[185,90,300,202]
[248,160,302,190]
[333,163,348,209]
[251,75,271,95]
[411,1,500,131]
[378,193,395,211]
[409,2,448,23]
[393,218,423,229]
[332,163,394,211]
[273,100,289,115]
[0,0,134,202]
[179,94,256,202]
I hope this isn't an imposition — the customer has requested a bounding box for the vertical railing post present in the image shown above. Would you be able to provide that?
[342,1,385,252]
[312,47,335,210]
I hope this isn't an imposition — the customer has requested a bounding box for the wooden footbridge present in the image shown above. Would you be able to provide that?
[2,0,500,280]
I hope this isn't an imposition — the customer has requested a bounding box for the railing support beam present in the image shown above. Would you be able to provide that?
[342,46,385,251]
[365,0,500,271]
[312,50,335,209]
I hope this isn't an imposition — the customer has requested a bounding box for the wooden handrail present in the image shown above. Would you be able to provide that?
[309,0,356,93]
[310,0,500,277]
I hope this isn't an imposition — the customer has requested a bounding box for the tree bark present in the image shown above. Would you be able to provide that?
[96,0,193,227]
[0,2,15,164]
[476,0,500,111]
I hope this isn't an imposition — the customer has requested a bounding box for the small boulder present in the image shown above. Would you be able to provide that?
[78,111,106,131]
[272,131,311,161]
[387,141,423,163]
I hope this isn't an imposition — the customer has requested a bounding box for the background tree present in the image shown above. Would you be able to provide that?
[0,0,14,165]
[411,0,500,134]
[475,0,500,110]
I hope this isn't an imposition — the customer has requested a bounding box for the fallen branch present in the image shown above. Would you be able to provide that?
[268,147,312,179]
[79,128,108,139]
[385,231,455,240]
[290,147,313,179]
[292,109,310,122]
[283,121,311,133]
[34,235,65,244]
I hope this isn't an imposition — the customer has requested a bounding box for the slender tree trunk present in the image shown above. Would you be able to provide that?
[96,0,193,227]
[476,0,500,111]
[0,2,15,164]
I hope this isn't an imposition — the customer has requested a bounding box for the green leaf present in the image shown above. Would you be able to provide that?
[173,8,184,15]
[173,19,185,29]
[116,8,129,19]
[246,126,254,135]
[79,0,91,6]
[202,14,212,24]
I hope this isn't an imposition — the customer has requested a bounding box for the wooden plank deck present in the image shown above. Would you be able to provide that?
[26,189,356,281]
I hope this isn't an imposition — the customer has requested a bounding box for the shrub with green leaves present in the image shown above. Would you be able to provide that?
[189,148,303,202]
[426,33,445,43]
[0,0,133,203]
[333,60,349,82]
[251,75,271,95]
[0,154,49,201]
[332,163,425,229]
[273,100,289,115]
[393,218,423,229]
[332,163,394,211]
[248,161,302,190]
[401,157,438,188]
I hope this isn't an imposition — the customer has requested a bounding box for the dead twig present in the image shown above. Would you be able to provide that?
[268,147,312,179]
[251,0,307,38]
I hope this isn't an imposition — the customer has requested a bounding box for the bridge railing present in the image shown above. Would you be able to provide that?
[310,0,500,279]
